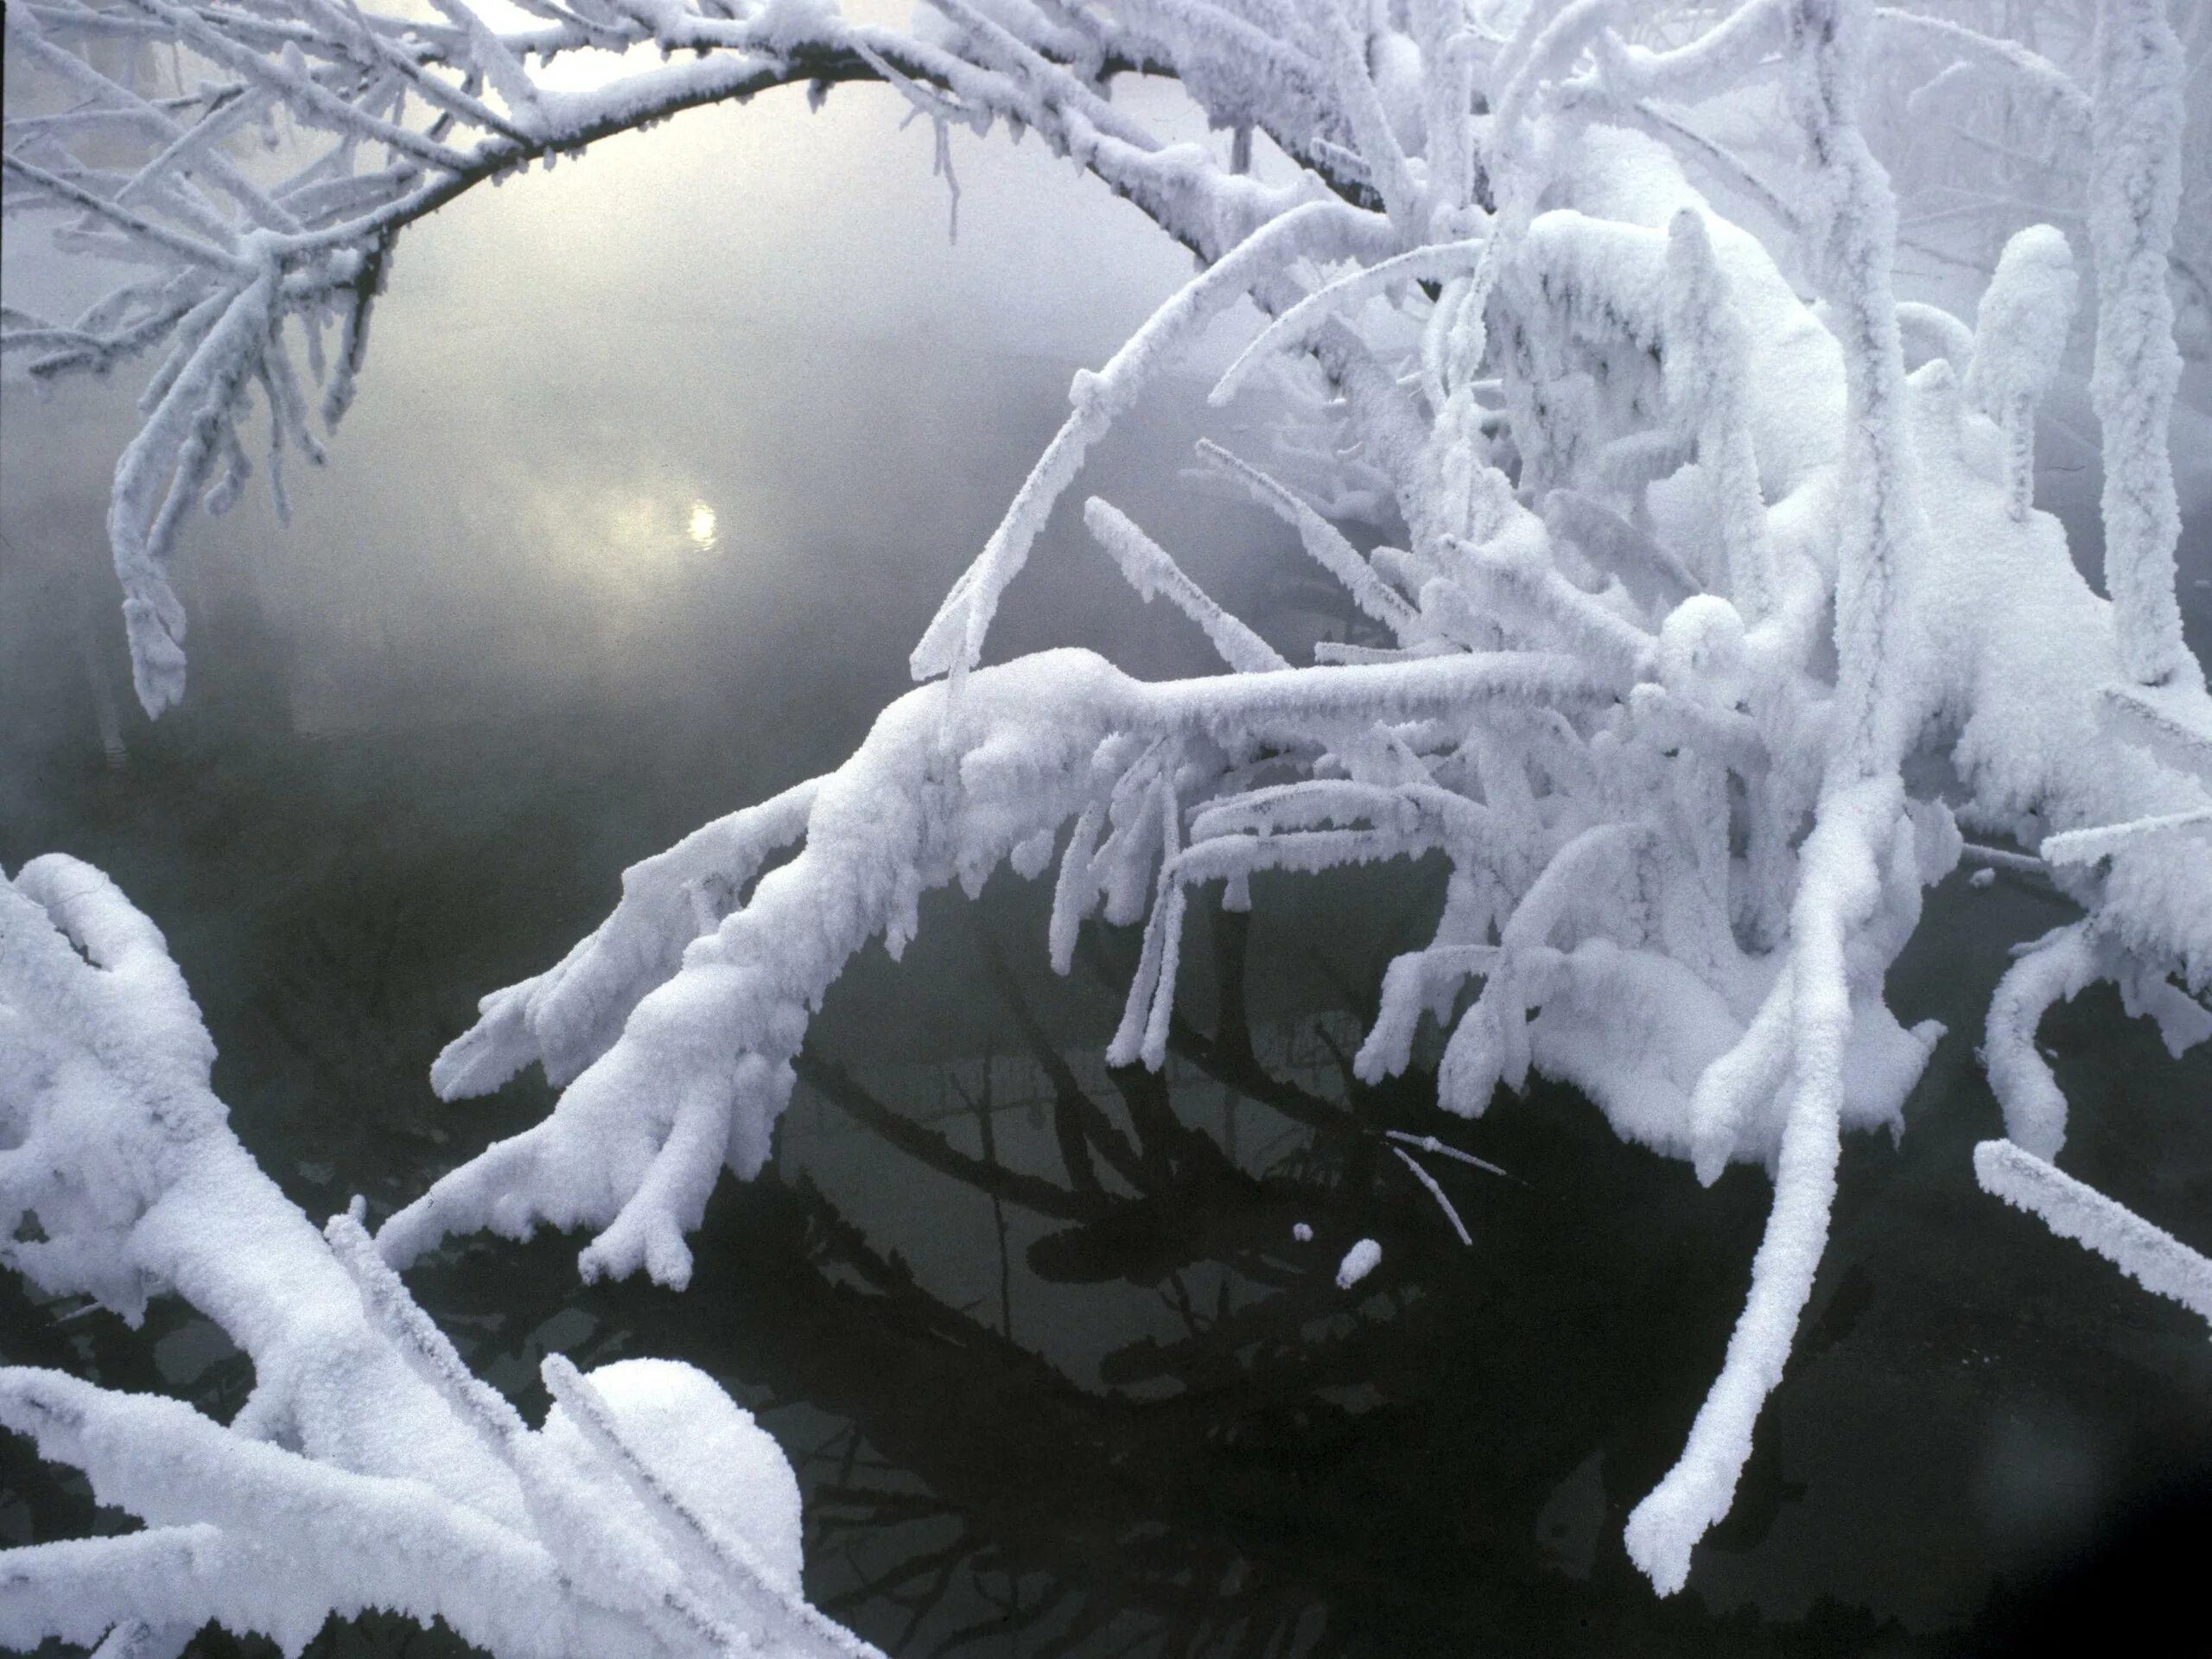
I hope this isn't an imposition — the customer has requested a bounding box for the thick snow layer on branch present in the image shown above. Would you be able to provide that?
[390,645,1614,1281]
[2086,0,2196,689]
[1981,922,2102,1160]
[1964,226,2076,521]
[432,778,823,1098]
[0,858,872,1657]
[0,857,513,1504]
[1084,496,1288,672]
[1974,1140,2212,1325]
[1624,777,1918,1596]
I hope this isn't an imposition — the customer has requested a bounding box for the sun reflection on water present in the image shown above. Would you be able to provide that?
[687,500,718,550]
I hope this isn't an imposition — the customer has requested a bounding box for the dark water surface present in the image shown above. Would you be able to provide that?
[6,94,2212,1659]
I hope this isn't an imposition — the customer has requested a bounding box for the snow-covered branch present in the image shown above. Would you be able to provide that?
[0,855,883,1657]
[1974,1137,2212,1325]
[4,0,1337,709]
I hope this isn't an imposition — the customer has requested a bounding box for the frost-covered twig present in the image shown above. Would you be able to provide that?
[0,856,877,1656]
[1974,1139,2212,1325]
[5,0,1330,709]
[1388,1144,1473,1244]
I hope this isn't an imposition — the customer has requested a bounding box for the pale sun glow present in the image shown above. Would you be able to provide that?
[687,500,718,550]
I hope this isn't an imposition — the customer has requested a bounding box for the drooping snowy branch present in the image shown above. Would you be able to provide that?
[0,856,881,1657]
[4,0,1335,710]
[2086,0,2196,690]
[1974,1138,2212,1326]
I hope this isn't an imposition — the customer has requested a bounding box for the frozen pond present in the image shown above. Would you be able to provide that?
[4,69,2210,1659]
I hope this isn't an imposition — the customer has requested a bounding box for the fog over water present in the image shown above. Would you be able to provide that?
[3,51,2211,1659]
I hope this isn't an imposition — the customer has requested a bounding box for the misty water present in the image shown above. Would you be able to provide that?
[5,78,2212,1659]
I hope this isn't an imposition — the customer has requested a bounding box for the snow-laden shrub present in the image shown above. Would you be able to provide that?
[4,0,2210,1644]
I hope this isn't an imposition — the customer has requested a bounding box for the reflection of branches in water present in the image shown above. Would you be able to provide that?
[747,903,1920,1658]
[11,870,2195,1656]
[963,1062,1015,1344]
